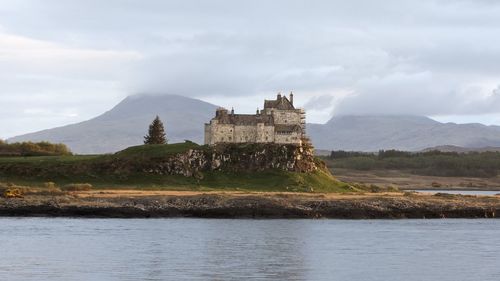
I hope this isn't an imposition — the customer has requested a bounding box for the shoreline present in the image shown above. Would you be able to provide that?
[1,190,499,219]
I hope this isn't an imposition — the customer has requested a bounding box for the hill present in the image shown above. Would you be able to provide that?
[0,142,350,193]
[8,94,217,154]
[308,115,500,151]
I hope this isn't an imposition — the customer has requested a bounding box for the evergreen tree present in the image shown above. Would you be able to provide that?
[144,116,167,144]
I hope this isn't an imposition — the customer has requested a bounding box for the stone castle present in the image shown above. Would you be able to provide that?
[204,92,306,145]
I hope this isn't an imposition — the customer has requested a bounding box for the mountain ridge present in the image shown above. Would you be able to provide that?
[9,95,500,153]
[8,94,218,154]
[308,115,500,151]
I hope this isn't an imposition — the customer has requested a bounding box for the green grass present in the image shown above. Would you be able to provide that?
[0,169,351,193]
[114,141,202,159]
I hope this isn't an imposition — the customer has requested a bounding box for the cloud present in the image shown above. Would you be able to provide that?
[1,0,500,138]
[0,31,141,138]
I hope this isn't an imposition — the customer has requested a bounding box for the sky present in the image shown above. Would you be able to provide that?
[1,0,500,139]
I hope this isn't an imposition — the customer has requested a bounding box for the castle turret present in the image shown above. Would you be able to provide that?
[215,107,228,117]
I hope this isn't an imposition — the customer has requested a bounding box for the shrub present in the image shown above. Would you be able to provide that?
[0,141,72,157]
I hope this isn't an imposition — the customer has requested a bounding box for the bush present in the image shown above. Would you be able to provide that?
[62,183,93,191]
[0,141,72,157]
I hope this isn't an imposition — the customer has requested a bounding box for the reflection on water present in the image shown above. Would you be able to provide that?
[0,218,500,281]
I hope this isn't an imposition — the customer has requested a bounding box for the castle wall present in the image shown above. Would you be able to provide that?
[272,110,302,125]
[204,124,211,145]
[207,123,235,144]
[274,131,302,144]
[234,125,257,143]
[256,124,275,143]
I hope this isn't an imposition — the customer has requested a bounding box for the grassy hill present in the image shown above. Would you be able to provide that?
[0,142,352,193]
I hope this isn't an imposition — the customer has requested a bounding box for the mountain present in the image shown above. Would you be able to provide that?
[10,95,500,153]
[308,115,500,151]
[8,94,218,154]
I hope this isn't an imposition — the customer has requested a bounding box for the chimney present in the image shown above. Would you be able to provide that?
[231,107,234,115]
[256,108,260,114]
[277,92,282,100]
[289,92,294,105]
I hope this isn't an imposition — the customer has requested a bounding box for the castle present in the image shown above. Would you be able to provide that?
[204,92,306,145]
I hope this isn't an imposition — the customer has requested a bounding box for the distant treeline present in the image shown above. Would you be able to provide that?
[0,140,72,157]
[325,149,500,177]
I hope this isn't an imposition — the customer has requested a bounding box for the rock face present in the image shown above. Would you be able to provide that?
[140,143,318,178]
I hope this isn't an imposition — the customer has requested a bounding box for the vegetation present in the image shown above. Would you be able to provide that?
[116,141,201,159]
[144,116,167,144]
[324,149,500,177]
[0,142,352,193]
[0,140,71,157]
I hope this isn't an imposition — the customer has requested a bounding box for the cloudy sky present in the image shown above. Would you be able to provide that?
[1,0,500,139]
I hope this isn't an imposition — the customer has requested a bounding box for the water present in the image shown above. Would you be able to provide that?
[412,189,500,196]
[1,218,499,281]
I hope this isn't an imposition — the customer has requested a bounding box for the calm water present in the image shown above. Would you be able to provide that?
[1,219,499,281]
[412,189,500,196]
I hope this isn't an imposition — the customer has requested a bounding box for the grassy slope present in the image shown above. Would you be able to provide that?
[0,142,351,193]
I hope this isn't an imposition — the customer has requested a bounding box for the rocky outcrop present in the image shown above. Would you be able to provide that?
[139,143,318,178]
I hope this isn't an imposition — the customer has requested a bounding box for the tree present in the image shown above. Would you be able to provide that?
[144,116,167,144]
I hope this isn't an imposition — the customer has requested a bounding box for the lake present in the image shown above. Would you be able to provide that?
[1,218,499,281]
[412,189,500,196]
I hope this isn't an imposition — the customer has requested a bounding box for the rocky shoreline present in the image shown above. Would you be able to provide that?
[1,191,499,219]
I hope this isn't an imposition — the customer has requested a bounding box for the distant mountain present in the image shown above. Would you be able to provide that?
[10,95,500,154]
[8,94,218,154]
[308,115,500,152]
